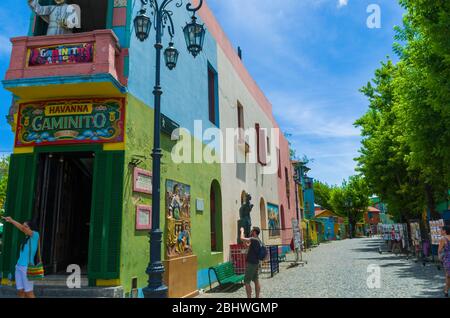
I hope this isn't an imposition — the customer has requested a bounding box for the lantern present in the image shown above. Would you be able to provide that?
[183,16,205,58]
[164,42,179,70]
[134,9,151,42]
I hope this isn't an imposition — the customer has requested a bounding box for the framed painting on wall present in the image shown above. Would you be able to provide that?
[136,205,152,230]
[133,168,152,195]
[267,203,280,237]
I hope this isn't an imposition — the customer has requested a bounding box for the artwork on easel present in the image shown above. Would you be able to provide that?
[165,179,192,258]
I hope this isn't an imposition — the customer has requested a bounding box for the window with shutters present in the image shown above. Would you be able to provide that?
[285,167,291,209]
[208,64,219,126]
[255,123,267,166]
[237,102,244,143]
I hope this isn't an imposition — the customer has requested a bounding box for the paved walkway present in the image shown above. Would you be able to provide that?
[198,238,447,298]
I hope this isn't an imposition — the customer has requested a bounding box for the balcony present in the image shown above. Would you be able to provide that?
[3,29,127,100]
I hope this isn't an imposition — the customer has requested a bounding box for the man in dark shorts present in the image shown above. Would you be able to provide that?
[240,226,262,298]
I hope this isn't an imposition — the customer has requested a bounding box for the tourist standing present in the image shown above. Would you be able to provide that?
[1,216,40,298]
[240,227,264,298]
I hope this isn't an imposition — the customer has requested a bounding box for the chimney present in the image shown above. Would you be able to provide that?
[238,46,242,60]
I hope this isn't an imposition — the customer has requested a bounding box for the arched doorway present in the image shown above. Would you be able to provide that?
[210,180,223,252]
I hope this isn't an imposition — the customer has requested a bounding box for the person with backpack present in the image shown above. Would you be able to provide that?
[240,226,266,298]
[438,225,450,297]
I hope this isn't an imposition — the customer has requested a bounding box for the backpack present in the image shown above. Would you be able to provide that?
[257,239,267,261]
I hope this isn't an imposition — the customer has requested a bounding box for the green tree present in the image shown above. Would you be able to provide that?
[0,156,10,215]
[330,175,370,237]
[355,60,427,222]
[313,180,334,212]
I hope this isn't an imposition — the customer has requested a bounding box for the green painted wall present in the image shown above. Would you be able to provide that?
[119,94,223,294]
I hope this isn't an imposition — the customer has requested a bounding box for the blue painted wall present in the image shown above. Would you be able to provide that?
[127,4,219,139]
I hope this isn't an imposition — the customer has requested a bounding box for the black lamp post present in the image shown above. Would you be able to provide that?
[133,0,205,298]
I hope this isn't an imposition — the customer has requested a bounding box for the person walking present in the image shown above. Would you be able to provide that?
[240,226,264,298]
[1,216,40,298]
[438,225,450,297]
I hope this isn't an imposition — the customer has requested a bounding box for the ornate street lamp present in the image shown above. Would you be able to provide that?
[134,8,152,42]
[133,0,205,298]
[183,14,205,57]
[164,41,179,70]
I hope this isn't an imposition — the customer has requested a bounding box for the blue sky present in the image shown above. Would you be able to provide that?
[0,0,404,186]
[206,0,405,185]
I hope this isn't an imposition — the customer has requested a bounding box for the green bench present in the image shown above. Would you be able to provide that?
[208,262,245,290]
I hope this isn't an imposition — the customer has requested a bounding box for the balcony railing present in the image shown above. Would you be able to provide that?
[5,29,127,87]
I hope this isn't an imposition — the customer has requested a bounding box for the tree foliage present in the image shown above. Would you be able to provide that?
[0,156,9,216]
[329,175,370,237]
[313,180,334,212]
[355,0,450,221]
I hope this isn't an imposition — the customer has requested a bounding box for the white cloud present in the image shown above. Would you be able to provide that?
[338,0,349,8]
[270,92,362,138]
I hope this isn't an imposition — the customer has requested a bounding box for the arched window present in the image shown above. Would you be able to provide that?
[210,180,223,252]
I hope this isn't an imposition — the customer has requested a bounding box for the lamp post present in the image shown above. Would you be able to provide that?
[133,0,205,298]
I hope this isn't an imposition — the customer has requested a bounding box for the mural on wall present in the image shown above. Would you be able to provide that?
[166,179,192,258]
[267,203,280,237]
[15,98,125,147]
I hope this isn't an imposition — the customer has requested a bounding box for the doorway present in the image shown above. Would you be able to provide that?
[33,152,94,275]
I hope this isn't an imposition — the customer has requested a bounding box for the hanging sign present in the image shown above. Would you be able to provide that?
[15,98,125,147]
[28,43,94,66]
[133,168,152,195]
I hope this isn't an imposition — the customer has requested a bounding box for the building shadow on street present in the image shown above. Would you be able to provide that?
[356,238,446,298]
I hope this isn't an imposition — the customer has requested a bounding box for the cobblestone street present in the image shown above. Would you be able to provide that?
[198,238,447,298]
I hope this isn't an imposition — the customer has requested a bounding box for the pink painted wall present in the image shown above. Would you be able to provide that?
[5,30,127,86]
[278,134,298,245]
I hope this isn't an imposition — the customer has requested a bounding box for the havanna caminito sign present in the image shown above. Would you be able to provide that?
[15,98,125,147]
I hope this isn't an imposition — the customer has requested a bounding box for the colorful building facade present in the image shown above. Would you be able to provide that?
[0,0,297,297]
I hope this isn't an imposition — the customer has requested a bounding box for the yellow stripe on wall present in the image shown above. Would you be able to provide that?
[96,279,121,287]
[13,147,34,154]
[103,142,125,151]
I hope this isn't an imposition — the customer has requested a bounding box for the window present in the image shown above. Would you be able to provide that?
[277,148,281,178]
[33,0,109,36]
[267,136,271,154]
[237,102,244,142]
[208,65,219,126]
[255,124,267,166]
[285,167,290,209]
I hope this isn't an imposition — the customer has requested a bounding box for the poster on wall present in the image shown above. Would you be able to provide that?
[165,179,192,258]
[15,98,125,147]
[267,203,280,237]
[133,168,152,195]
[136,205,152,230]
[28,43,94,66]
